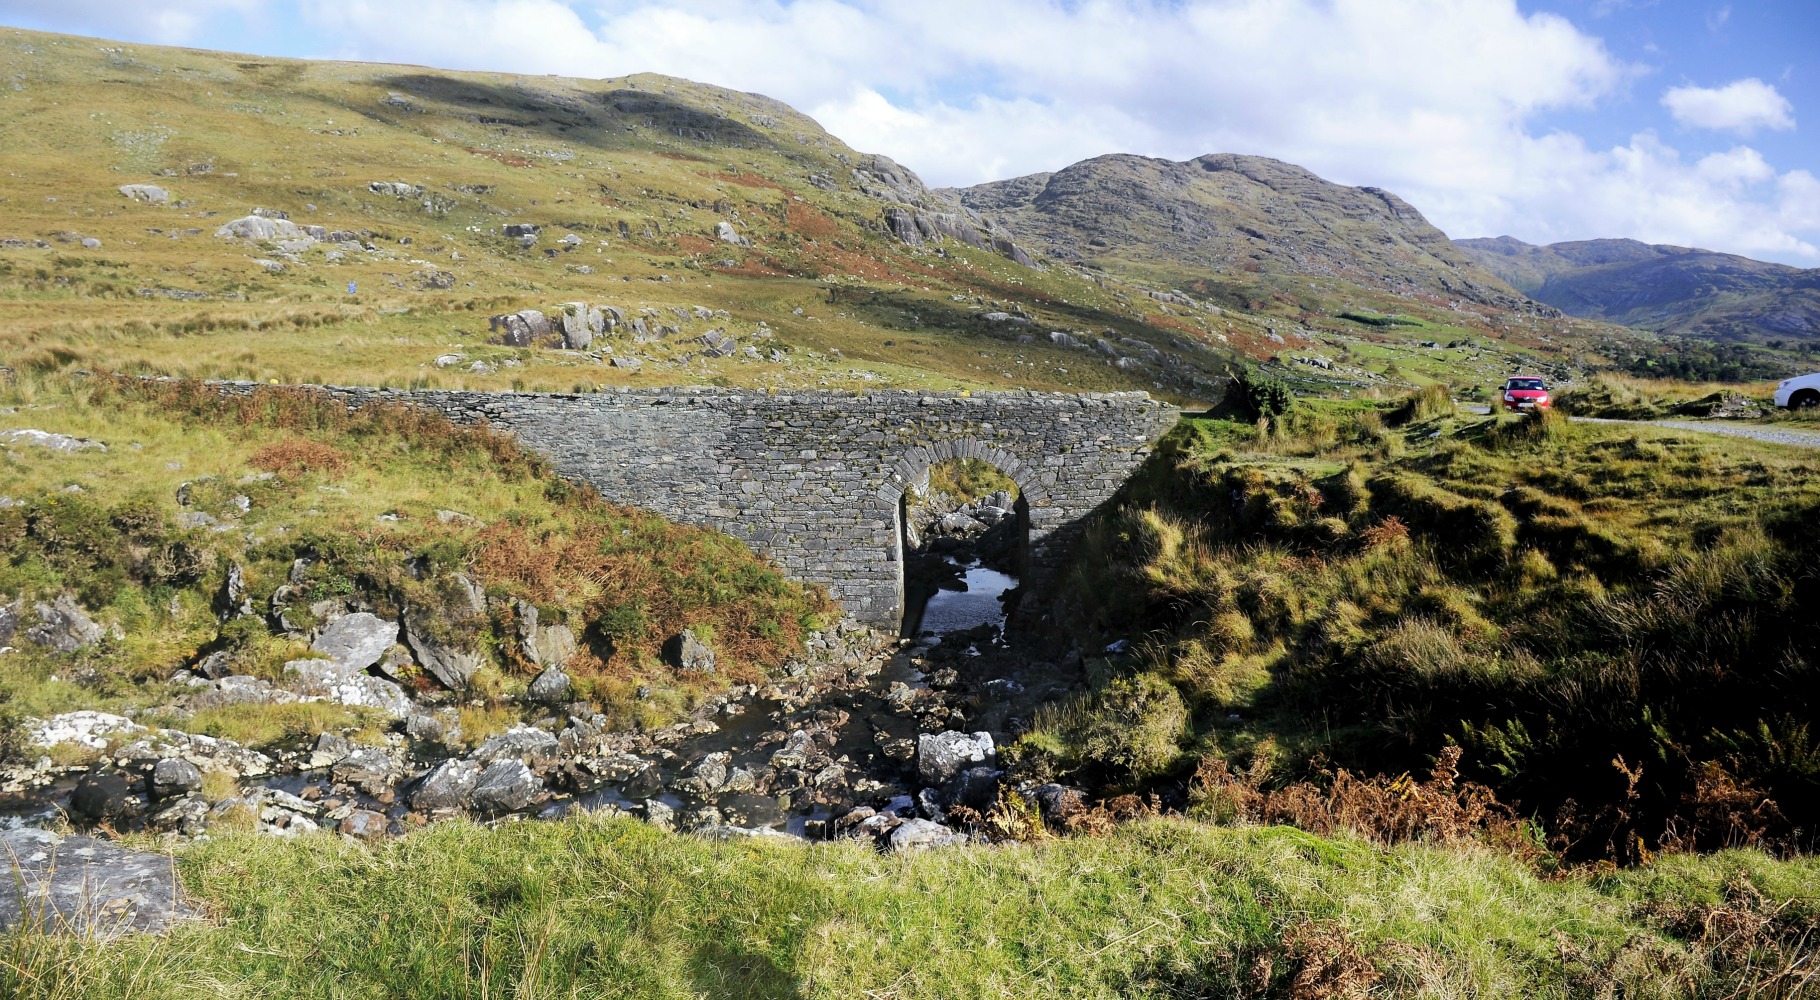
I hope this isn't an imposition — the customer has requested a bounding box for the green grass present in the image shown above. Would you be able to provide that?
[1031,389,1820,862]
[6,815,1817,998]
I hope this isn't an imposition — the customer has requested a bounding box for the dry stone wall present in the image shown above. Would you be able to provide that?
[209,383,1180,628]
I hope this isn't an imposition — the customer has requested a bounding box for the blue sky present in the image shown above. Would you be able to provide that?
[3,0,1816,264]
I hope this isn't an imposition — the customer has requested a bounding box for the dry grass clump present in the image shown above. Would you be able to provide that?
[248,439,347,477]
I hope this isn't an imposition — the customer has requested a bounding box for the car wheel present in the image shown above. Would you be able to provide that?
[1794,389,1820,410]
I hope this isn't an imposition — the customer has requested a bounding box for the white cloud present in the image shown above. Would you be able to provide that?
[1662,78,1795,134]
[1,0,266,45]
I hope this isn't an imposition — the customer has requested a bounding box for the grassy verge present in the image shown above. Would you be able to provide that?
[5,815,1817,998]
[1028,393,1820,862]
[0,373,831,745]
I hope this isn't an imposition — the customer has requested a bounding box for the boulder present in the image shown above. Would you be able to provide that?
[943,765,1001,811]
[150,758,203,799]
[472,759,542,815]
[471,725,559,765]
[340,809,390,841]
[368,181,425,198]
[0,828,196,936]
[887,818,966,852]
[190,674,297,709]
[402,611,485,690]
[26,595,105,653]
[663,629,715,674]
[410,759,481,812]
[526,666,572,704]
[309,612,397,671]
[715,221,751,246]
[26,711,145,749]
[284,659,413,718]
[118,184,170,204]
[70,770,139,824]
[0,599,17,645]
[332,747,402,798]
[917,731,996,788]
[0,428,106,453]
[214,216,305,241]
[504,223,540,239]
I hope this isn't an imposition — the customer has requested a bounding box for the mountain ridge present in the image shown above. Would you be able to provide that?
[1457,235,1820,342]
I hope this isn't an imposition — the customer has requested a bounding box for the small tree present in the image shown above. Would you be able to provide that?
[1227,367,1292,422]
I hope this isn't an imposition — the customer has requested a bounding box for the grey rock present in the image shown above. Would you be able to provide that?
[368,181,425,198]
[917,731,996,788]
[191,649,234,680]
[472,759,541,815]
[410,758,481,812]
[0,599,19,645]
[642,798,675,832]
[944,765,1001,811]
[1029,783,1085,821]
[70,771,139,823]
[332,747,401,798]
[887,818,966,852]
[526,666,572,704]
[216,562,253,621]
[663,629,715,674]
[0,428,106,453]
[26,595,105,653]
[191,674,297,709]
[503,223,540,239]
[471,725,559,765]
[284,659,413,718]
[80,237,101,249]
[340,809,390,840]
[150,758,203,799]
[215,215,304,241]
[308,732,351,769]
[402,611,484,690]
[0,828,196,936]
[118,184,170,205]
[309,612,397,671]
[716,221,751,246]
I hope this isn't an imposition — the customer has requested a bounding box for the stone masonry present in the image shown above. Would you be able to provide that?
[206,384,1180,628]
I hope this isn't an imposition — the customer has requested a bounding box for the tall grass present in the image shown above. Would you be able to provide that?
[4,816,1816,998]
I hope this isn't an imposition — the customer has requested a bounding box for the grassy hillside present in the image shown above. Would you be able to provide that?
[1027,393,1820,863]
[0,372,830,742]
[10,814,1819,998]
[0,27,1633,407]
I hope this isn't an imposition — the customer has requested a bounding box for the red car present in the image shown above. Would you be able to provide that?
[1501,376,1550,412]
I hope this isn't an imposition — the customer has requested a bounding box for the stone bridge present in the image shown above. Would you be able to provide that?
[231,384,1180,629]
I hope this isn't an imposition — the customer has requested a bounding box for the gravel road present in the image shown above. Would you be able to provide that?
[1460,405,1820,449]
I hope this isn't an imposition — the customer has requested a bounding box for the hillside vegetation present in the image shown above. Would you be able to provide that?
[0,372,829,744]
[1029,394,1820,863]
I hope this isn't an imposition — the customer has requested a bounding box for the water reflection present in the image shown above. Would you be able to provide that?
[914,558,1017,636]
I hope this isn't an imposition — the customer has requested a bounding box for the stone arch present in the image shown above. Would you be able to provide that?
[876,436,1050,633]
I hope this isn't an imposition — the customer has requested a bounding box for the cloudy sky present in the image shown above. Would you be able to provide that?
[4,1,1817,265]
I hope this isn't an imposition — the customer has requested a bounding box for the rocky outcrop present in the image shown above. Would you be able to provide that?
[853,153,1038,268]
[0,828,194,936]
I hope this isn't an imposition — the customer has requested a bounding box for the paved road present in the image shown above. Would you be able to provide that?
[1462,404,1820,449]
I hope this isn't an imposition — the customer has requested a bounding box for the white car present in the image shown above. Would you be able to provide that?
[1774,373,1820,409]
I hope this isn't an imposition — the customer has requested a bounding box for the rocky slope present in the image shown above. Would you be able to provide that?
[1457,236,1820,342]
[952,153,1533,312]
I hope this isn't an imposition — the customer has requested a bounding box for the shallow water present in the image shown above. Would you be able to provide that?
[914,559,1017,636]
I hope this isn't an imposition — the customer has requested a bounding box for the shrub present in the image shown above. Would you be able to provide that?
[1077,673,1189,780]
[1227,367,1292,423]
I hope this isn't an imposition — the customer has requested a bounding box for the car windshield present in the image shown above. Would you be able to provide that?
[1507,379,1545,391]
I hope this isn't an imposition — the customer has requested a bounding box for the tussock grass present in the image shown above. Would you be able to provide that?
[1037,402,1820,862]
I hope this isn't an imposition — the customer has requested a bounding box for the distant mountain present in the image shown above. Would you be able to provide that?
[950,153,1533,313]
[1456,236,1820,343]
